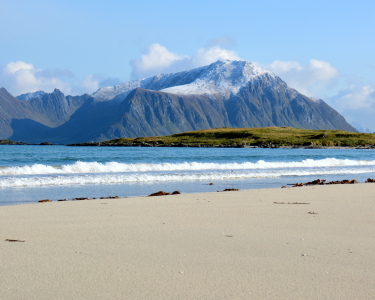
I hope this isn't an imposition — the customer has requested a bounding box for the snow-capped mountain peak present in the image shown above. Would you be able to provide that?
[161,60,273,96]
[92,59,275,101]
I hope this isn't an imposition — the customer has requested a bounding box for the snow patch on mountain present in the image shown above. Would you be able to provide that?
[17,90,46,101]
[309,97,325,104]
[161,60,272,96]
[92,60,275,101]
[92,64,207,102]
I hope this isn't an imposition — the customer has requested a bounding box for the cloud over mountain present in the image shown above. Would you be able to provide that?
[0,59,357,143]
[258,59,339,97]
[333,84,375,110]
[0,61,121,96]
[256,59,375,130]
[329,84,375,127]
[130,43,240,79]
[2,44,375,131]
[1,61,73,96]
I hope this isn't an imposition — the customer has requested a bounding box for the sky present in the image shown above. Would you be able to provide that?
[1,0,375,131]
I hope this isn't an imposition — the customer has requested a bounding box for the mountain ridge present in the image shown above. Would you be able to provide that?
[0,60,357,143]
[92,60,273,101]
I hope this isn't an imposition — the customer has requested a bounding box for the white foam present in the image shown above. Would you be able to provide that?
[1,167,374,188]
[1,158,375,176]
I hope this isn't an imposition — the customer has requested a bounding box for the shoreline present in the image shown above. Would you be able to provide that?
[2,127,375,148]
[2,174,375,207]
[66,142,375,149]
[4,178,375,207]
[1,143,375,149]
[1,184,374,299]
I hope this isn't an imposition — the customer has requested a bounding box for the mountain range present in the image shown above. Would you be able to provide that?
[0,60,356,144]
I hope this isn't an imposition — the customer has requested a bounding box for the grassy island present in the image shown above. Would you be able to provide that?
[69,127,375,148]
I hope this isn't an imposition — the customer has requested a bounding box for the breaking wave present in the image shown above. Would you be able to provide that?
[1,167,375,188]
[1,158,375,176]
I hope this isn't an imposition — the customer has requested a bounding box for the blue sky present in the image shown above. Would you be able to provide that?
[1,0,375,130]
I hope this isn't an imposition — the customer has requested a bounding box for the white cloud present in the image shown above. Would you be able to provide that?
[0,61,121,96]
[4,61,34,74]
[258,59,339,97]
[331,84,375,110]
[80,75,101,94]
[130,44,189,79]
[130,43,241,79]
[192,46,240,68]
[1,61,72,95]
[330,84,375,131]
[319,78,375,131]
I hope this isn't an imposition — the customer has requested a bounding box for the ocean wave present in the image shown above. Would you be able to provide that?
[1,167,375,188]
[1,158,375,176]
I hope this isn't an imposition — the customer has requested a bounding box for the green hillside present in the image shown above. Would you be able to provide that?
[74,127,375,148]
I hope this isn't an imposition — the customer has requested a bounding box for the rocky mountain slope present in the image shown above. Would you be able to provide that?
[0,60,357,144]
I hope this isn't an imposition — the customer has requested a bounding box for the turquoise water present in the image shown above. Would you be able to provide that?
[1,145,375,205]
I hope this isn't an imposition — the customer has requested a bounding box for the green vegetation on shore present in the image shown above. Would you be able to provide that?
[0,140,30,145]
[71,127,375,148]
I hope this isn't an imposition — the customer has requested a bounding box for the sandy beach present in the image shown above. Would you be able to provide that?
[1,184,374,300]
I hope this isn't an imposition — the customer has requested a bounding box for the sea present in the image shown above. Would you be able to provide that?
[1,145,375,206]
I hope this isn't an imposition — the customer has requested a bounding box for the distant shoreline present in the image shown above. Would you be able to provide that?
[67,127,375,148]
[0,140,54,146]
[1,141,374,149]
[66,142,375,150]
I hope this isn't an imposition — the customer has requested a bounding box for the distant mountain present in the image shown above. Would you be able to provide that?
[0,60,357,144]
[0,87,49,139]
[351,122,373,133]
[24,89,87,127]
[0,87,89,142]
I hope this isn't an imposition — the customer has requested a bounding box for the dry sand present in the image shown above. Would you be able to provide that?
[1,184,374,300]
